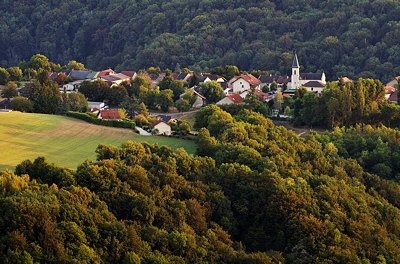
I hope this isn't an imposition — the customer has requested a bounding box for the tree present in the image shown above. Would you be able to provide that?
[270,81,278,91]
[158,89,174,112]
[109,85,129,106]
[55,73,68,85]
[2,84,18,99]
[28,54,51,71]
[65,60,85,70]
[0,68,10,85]
[274,91,283,110]
[10,97,33,112]
[200,81,224,103]
[28,80,60,114]
[189,73,199,87]
[176,99,191,112]
[7,67,22,81]
[139,102,149,117]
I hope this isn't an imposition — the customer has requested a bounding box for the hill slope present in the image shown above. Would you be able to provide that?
[0,112,196,169]
[0,0,400,81]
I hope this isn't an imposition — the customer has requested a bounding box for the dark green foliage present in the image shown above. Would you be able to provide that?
[5,105,400,263]
[10,97,34,112]
[66,111,136,129]
[2,1,400,81]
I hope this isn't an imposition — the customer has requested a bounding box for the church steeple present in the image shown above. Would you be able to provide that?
[292,52,299,68]
[291,52,300,89]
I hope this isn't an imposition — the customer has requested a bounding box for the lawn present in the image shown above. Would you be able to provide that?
[0,112,197,170]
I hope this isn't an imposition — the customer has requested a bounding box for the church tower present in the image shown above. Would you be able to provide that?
[291,52,300,89]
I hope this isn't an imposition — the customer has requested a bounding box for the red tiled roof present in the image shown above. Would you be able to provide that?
[232,74,261,86]
[121,71,136,78]
[99,110,121,120]
[389,90,398,102]
[150,119,171,129]
[98,69,115,77]
[385,86,396,94]
[228,94,244,104]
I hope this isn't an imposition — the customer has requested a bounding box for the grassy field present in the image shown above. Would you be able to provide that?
[0,112,197,170]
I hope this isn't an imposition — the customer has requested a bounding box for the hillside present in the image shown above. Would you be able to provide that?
[0,0,400,81]
[0,112,196,170]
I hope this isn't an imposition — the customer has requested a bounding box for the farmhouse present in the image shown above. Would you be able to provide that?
[150,120,172,135]
[98,110,121,120]
[216,94,244,105]
[229,74,261,94]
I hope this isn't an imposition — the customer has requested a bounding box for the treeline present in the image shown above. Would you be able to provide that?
[3,106,400,262]
[1,0,400,81]
[285,78,398,128]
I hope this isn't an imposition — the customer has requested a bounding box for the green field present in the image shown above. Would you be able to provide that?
[0,112,197,170]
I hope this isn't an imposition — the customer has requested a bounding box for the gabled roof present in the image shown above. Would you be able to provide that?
[385,86,396,94]
[157,115,172,122]
[232,74,261,86]
[150,119,171,129]
[259,75,290,84]
[121,71,137,78]
[389,90,398,102]
[176,72,191,80]
[200,74,226,81]
[49,72,58,80]
[292,53,299,68]
[228,94,244,104]
[98,69,115,77]
[99,110,121,120]
[338,77,353,83]
[86,72,99,79]
[300,73,323,80]
[302,81,325,88]
[101,73,130,82]
[69,70,91,80]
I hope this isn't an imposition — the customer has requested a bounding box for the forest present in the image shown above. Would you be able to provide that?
[2,106,400,263]
[1,0,400,81]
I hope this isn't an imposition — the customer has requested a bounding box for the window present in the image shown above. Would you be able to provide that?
[311,88,314,91]
[294,70,296,74]
[242,85,244,88]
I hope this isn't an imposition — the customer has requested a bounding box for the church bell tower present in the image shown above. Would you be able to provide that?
[291,52,300,89]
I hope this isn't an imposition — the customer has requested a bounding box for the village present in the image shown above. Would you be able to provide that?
[1,53,399,136]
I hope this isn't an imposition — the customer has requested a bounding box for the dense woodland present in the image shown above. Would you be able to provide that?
[1,0,400,81]
[2,106,400,263]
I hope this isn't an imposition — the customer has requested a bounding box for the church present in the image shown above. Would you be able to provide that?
[289,53,326,93]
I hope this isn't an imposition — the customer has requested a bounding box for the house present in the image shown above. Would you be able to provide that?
[386,76,400,88]
[180,86,207,108]
[150,120,172,135]
[121,71,137,80]
[216,94,244,105]
[176,72,192,82]
[98,110,121,120]
[288,53,326,93]
[258,75,290,90]
[240,89,271,102]
[101,73,131,87]
[199,74,226,83]
[98,69,115,77]
[88,102,106,112]
[302,80,326,94]
[62,80,85,92]
[86,72,100,80]
[229,74,261,94]
[338,77,353,83]
[69,70,92,80]
[388,90,398,103]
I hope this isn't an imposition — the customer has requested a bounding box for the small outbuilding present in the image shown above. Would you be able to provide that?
[150,120,172,135]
